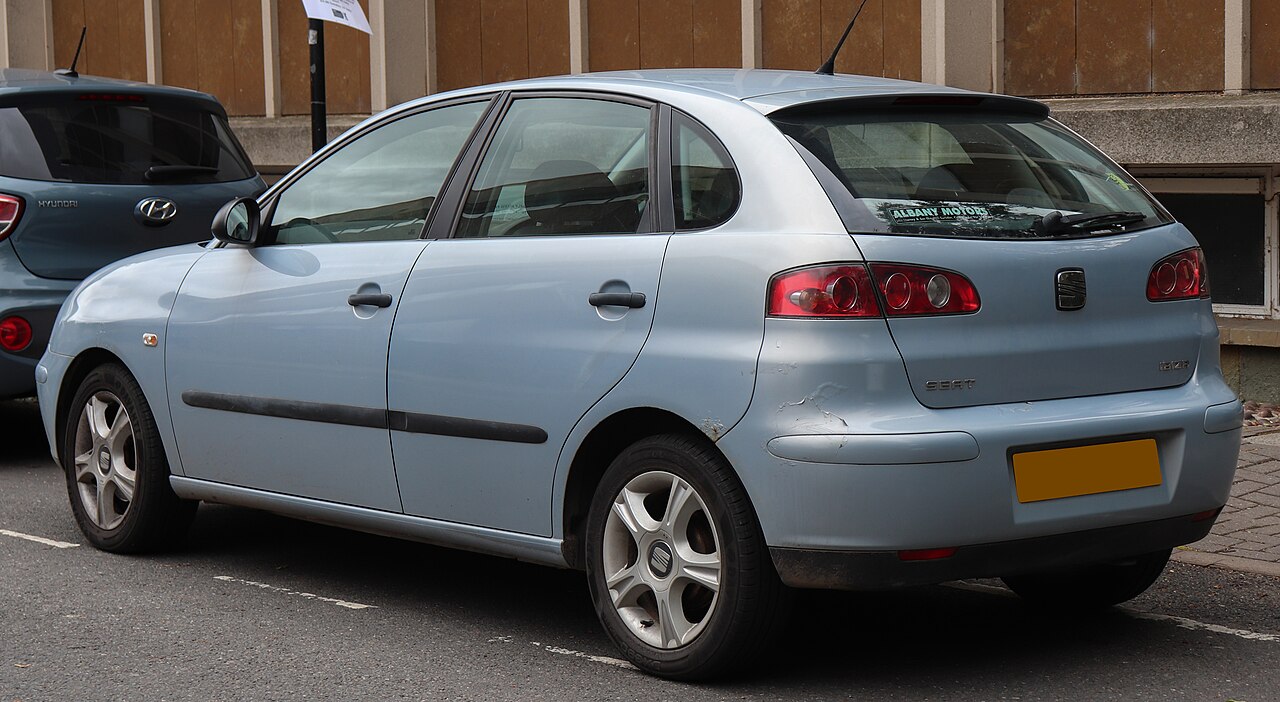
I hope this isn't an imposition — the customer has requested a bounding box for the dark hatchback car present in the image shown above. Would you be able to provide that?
[0,69,264,396]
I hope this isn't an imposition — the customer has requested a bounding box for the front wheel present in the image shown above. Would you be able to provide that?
[62,363,196,553]
[1001,549,1171,610]
[584,434,787,680]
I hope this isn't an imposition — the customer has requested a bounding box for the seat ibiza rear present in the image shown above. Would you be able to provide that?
[36,70,1240,681]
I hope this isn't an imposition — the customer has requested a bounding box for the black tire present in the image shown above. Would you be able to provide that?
[61,363,196,553]
[1001,549,1171,610]
[584,434,789,680]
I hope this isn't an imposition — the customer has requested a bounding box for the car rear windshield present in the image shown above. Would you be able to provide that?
[0,98,255,185]
[772,108,1172,239]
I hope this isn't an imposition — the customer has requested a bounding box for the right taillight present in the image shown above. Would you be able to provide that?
[0,194,22,241]
[1147,247,1210,301]
[768,263,981,318]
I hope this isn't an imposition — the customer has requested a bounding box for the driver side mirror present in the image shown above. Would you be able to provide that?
[211,197,262,246]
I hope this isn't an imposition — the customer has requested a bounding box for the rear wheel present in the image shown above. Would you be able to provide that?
[1001,549,1171,609]
[584,434,788,680]
[62,363,196,553]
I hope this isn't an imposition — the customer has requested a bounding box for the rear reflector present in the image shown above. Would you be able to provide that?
[1191,507,1223,523]
[898,547,958,561]
[0,316,32,352]
[0,193,22,241]
[1147,248,1210,301]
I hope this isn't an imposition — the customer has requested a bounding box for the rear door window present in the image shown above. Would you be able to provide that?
[671,111,739,230]
[0,97,255,184]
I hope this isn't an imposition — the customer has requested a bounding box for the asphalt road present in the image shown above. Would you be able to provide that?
[3,397,1279,701]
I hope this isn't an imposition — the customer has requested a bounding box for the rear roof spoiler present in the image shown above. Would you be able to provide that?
[757,92,1051,119]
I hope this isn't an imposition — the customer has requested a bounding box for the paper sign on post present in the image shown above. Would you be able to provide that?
[300,0,371,34]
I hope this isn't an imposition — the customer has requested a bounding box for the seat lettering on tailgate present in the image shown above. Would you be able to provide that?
[925,379,976,391]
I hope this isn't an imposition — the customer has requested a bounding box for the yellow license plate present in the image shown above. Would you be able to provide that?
[1013,439,1161,503]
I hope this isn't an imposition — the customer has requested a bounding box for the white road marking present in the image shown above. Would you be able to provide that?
[213,575,376,610]
[496,638,636,671]
[0,528,80,549]
[945,581,1280,644]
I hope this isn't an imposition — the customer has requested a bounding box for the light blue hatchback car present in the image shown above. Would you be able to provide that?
[37,70,1242,680]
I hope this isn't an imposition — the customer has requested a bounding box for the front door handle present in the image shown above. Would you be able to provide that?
[589,292,646,309]
[348,293,393,308]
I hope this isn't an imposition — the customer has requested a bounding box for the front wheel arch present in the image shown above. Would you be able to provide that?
[54,348,129,464]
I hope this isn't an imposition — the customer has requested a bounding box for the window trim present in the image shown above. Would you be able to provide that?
[439,90,662,241]
[1137,171,1276,319]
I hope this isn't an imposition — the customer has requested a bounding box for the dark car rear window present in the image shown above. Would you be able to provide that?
[773,108,1173,239]
[0,98,255,185]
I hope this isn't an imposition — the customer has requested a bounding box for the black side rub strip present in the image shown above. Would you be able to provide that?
[181,391,547,444]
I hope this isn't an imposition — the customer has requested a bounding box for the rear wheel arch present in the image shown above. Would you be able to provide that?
[561,407,739,570]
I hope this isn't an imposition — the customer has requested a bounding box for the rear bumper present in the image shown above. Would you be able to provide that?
[770,510,1218,590]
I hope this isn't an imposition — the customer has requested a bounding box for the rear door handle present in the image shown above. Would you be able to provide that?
[348,293,393,308]
[589,292,646,309]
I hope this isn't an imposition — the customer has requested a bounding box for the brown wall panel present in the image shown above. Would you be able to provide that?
[53,0,145,81]
[762,0,821,70]
[231,0,266,114]
[589,0,641,71]
[1253,1,1280,89]
[882,0,921,81]
[481,0,530,83]
[160,0,264,116]
[159,0,199,90]
[640,0,694,68]
[436,1,482,92]
[1076,0,1151,94]
[194,0,236,108]
[528,0,571,77]
[1004,0,1076,96]
[824,0,883,76]
[1153,0,1222,92]
[280,0,371,115]
[692,0,741,68]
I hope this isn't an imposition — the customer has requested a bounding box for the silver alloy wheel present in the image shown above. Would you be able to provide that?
[72,391,137,531]
[601,470,722,649]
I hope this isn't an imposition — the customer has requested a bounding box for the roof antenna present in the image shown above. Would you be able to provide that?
[816,0,869,76]
[55,27,87,78]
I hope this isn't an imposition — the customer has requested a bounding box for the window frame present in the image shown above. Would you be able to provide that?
[253,93,500,247]
[1137,171,1277,318]
[438,90,665,241]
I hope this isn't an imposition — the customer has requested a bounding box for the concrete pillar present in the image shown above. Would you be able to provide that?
[143,0,161,83]
[741,0,761,69]
[0,0,54,71]
[370,0,430,111]
[921,0,998,91]
[1226,0,1250,94]
[569,0,587,73]
[262,0,283,118]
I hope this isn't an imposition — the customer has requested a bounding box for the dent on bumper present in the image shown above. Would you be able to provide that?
[770,510,1218,590]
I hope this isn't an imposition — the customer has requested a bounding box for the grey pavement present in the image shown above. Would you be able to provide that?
[1174,425,1280,576]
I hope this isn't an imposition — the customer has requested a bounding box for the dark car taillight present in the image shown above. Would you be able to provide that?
[0,194,23,241]
[1147,248,1210,301]
[0,316,32,352]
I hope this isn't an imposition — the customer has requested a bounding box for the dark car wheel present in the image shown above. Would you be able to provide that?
[62,363,196,553]
[584,434,788,681]
[1001,549,1172,610]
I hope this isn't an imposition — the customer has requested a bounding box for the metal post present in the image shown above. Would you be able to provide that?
[308,17,326,153]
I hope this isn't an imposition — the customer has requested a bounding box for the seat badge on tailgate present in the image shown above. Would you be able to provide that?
[1056,268,1086,311]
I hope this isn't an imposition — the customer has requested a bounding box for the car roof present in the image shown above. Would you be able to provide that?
[0,67,223,110]
[420,69,1047,116]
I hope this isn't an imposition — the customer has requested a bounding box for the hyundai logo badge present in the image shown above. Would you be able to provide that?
[135,197,178,226]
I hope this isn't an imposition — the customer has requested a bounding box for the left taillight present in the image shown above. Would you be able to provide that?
[0,316,32,352]
[768,264,882,318]
[1147,247,1210,301]
[0,194,23,241]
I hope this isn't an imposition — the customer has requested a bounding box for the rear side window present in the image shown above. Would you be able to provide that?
[0,99,255,185]
[773,109,1172,239]
[457,97,651,238]
[672,112,738,230]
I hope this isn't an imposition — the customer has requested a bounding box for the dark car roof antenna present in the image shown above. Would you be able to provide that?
[815,0,869,76]
[54,27,87,78]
